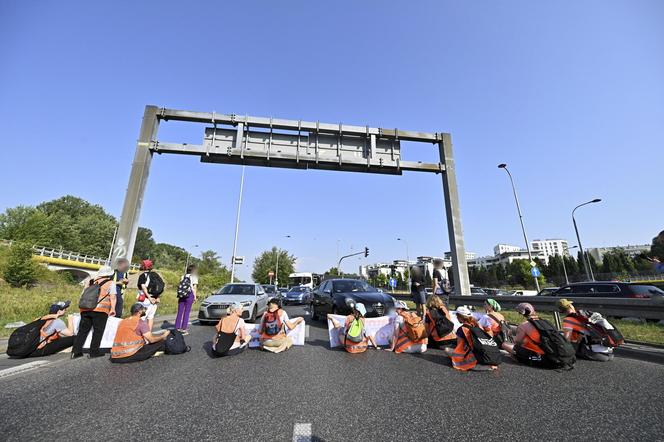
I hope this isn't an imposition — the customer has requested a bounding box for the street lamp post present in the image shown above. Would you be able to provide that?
[498,164,540,292]
[561,245,577,285]
[397,238,410,290]
[572,199,601,282]
[230,166,246,283]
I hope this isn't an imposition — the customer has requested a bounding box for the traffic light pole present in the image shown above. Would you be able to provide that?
[337,248,368,278]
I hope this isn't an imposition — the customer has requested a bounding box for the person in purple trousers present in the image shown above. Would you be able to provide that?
[175,264,199,335]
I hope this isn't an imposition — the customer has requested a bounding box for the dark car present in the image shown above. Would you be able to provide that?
[261,284,278,297]
[551,282,664,299]
[310,279,396,320]
[470,287,487,296]
[284,286,312,305]
[537,287,560,296]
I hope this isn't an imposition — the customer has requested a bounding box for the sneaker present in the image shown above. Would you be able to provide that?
[154,351,165,357]
[181,330,190,336]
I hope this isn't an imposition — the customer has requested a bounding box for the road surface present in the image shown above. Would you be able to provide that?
[1,305,663,441]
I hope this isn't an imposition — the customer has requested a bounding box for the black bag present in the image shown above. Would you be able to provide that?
[488,313,513,346]
[214,332,236,356]
[7,319,48,358]
[529,319,576,369]
[165,329,190,355]
[78,278,111,310]
[462,325,502,366]
[176,275,192,299]
[429,308,454,337]
[147,272,165,297]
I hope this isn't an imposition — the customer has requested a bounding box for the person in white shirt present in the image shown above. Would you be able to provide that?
[175,264,199,335]
[212,303,252,357]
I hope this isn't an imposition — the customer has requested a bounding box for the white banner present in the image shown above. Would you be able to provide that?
[71,315,122,349]
[244,321,306,348]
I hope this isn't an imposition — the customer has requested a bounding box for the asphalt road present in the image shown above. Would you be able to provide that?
[1,304,663,441]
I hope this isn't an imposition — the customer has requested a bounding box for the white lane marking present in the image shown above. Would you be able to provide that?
[292,423,312,442]
[0,360,51,379]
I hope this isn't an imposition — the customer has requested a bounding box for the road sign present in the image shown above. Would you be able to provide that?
[268,271,274,277]
[233,256,244,265]
[531,267,541,277]
[530,260,537,267]
[389,278,397,288]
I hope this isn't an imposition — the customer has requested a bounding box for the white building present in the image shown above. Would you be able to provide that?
[494,244,523,255]
[531,239,569,257]
[587,244,651,264]
[443,251,477,261]
[469,243,549,268]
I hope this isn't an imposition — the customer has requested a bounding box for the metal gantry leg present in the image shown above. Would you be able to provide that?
[111,105,160,265]
[438,133,471,296]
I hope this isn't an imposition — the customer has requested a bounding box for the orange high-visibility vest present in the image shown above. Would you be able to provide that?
[521,322,545,355]
[563,314,588,343]
[80,278,114,315]
[425,307,456,342]
[394,321,427,354]
[111,316,145,359]
[484,312,505,337]
[448,326,477,371]
[36,318,59,350]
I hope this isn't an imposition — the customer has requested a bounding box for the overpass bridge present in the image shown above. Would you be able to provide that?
[31,246,139,283]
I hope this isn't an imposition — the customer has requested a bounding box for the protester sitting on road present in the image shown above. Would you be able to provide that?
[213,303,252,357]
[111,303,170,363]
[443,306,499,371]
[28,301,76,357]
[478,299,510,347]
[259,298,304,353]
[502,303,576,369]
[388,301,427,354]
[409,265,427,318]
[175,264,199,335]
[424,295,456,347]
[137,259,159,331]
[328,302,380,353]
[558,299,613,362]
[112,258,130,318]
[72,266,117,359]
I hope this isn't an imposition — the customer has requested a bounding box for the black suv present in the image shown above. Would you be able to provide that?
[551,282,664,299]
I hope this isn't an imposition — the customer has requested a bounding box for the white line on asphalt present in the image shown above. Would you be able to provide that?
[0,360,51,379]
[292,423,312,442]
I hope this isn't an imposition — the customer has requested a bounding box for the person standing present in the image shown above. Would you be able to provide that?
[409,265,427,318]
[432,258,448,296]
[72,266,116,359]
[112,258,130,318]
[137,259,159,331]
[175,264,199,335]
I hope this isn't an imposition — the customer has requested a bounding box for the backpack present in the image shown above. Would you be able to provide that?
[400,312,427,341]
[428,308,454,338]
[176,275,192,299]
[7,318,49,358]
[488,313,513,345]
[165,329,191,355]
[262,310,283,336]
[78,278,111,310]
[146,272,165,296]
[461,325,502,366]
[528,319,576,369]
[345,317,365,344]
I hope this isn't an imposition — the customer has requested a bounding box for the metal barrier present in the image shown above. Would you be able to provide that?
[31,245,140,270]
[447,295,664,321]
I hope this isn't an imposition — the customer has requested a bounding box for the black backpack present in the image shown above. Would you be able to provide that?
[165,329,191,355]
[7,318,49,358]
[529,319,576,369]
[147,272,165,296]
[429,309,454,337]
[78,278,111,310]
[176,275,192,299]
[461,325,503,366]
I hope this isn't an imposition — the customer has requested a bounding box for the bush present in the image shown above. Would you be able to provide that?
[3,242,38,287]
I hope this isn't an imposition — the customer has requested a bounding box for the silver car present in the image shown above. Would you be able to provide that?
[198,283,268,324]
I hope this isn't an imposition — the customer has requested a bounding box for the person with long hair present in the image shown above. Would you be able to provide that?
[328,303,380,353]
[424,295,456,347]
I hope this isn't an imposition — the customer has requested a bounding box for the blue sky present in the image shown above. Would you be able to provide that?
[1,1,662,281]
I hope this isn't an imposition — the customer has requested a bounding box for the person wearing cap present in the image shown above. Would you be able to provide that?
[327,303,380,353]
[442,306,497,371]
[501,302,548,366]
[388,300,427,354]
[112,258,130,318]
[137,259,159,331]
[212,303,252,357]
[424,295,456,347]
[110,303,170,363]
[558,299,613,362]
[72,265,117,359]
[259,298,304,353]
[28,301,76,357]
[478,299,510,347]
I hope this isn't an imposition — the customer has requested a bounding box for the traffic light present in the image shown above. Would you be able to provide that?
[364,247,369,257]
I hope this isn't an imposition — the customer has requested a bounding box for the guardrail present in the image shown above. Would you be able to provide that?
[447,295,664,321]
[31,246,140,270]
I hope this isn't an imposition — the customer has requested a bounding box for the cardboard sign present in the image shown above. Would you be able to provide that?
[244,320,305,348]
[71,315,122,349]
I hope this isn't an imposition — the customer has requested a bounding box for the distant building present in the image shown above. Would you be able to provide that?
[494,244,523,255]
[531,239,569,257]
[587,244,651,264]
[444,251,477,261]
[470,243,548,268]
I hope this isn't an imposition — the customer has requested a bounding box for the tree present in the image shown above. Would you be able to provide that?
[133,227,157,263]
[3,242,38,287]
[326,267,340,277]
[198,250,223,275]
[650,230,664,261]
[251,247,296,285]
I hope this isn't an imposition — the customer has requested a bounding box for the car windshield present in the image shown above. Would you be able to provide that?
[262,286,276,293]
[630,285,664,296]
[217,284,255,295]
[332,280,375,293]
[289,287,306,293]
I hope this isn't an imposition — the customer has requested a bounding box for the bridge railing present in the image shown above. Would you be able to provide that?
[31,245,140,270]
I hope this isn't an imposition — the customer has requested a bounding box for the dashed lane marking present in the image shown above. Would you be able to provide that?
[0,360,51,379]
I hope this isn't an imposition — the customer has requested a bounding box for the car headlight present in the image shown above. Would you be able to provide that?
[241,301,252,307]
[201,302,210,307]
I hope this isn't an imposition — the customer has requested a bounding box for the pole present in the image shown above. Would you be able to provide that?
[561,254,569,285]
[572,200,601,282]
[230,166,246,283]
[338,250,366,277]
[275,248,280,288]
[107,226,118,266]
[498,164,540,292]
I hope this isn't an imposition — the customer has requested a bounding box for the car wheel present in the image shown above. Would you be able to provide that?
[310,304,318,321]
[249,306,257,323]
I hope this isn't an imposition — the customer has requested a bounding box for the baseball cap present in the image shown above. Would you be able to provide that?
[130,302,147,315]
[49,300,71,314]
[456,306,473,317]
[95,265,114,278]
[515,302,535,316]
[558,298,574,311]
[486,298,501,312]
[394,300,409,310]
[354,303,367,317]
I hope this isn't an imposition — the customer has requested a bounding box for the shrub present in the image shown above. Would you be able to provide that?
[3,242,38,287]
